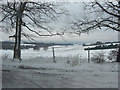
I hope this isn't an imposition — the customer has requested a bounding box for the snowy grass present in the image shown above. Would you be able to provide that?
[1,45,119,88]
[2,56,118,73]
[2,57,118,88]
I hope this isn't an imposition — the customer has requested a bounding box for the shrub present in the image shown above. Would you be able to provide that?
[107,49,118,61]
[71,59,79,66]
[91,51,105,63]
[2,53,9,60]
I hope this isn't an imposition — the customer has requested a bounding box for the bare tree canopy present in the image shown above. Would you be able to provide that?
[0,1,65,37]
[0,1,66,59]
[70,1,120,34]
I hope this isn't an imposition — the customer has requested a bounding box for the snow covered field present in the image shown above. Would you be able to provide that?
[1,45,119,88]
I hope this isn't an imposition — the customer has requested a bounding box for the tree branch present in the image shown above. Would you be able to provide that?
[22,24,61,37]
[96,2,120,18]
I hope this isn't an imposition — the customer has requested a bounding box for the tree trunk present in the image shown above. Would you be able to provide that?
[13,17,22,60]
[13,16,19,59]
[18,18,22,60]
[13,2,26,60]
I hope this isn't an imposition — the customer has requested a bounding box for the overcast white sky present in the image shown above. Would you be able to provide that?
[0,2,119,44]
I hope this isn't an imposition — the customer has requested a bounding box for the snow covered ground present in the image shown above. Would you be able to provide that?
[1,45,119,88]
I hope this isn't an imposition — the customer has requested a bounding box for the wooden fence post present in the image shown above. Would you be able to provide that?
[88,48,90,63]
[52,47,56,63]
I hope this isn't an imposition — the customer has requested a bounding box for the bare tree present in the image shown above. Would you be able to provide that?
[0,1,65,60]
[70,1,120,62]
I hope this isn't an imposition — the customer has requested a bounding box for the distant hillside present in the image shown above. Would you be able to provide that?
[0,41,73,50]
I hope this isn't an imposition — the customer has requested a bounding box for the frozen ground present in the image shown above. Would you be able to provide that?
[1,45,119,88]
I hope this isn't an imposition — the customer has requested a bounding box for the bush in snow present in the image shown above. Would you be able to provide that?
[91,51,105,63]
[2,53,9,60]
[66,56,79,66]
[71,55,80,66]
[107,49,118,62]
[71,59,79,66]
